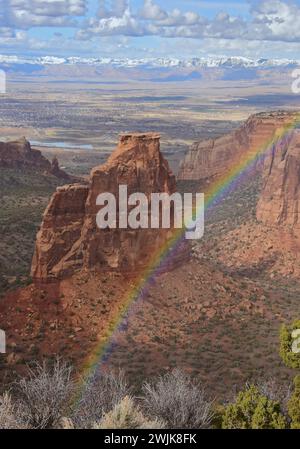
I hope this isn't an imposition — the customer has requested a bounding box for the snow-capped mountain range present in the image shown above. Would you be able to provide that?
[0,54,299,68]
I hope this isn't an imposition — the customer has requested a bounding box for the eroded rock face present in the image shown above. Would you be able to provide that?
[0,137,71,180]
[178,111,299,181]
[31,133,188,281]
[0,137,51,171]
[257,129,300,230]
[31,183,90,280]
[49,156,73,180]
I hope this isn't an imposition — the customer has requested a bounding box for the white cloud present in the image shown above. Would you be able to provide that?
[77,7,143,40]
[0,30,28,49]
[98,0,129,18]
[80,1,208,39]
[140,0,167,21]
[0,0,300,58]
[0,27,15,38]
[77,0,300,44]
[1,0,87,29]
[250,0,300,42]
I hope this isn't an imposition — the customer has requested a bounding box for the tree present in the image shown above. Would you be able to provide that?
[279,320,300,428]
[288,375,300,429]
[279,320,300,369]
[222,385,287,429]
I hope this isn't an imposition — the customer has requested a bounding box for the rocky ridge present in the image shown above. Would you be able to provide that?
[178,111,299,182]
[0,137,71,180]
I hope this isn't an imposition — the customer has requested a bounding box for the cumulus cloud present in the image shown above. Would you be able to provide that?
[76,0,300,44]
[0,29,28,50]
[79,0,207,39]
[98,0,129,18]
[1,0,87,29]
[0,27,15,38]
[250,0,300,42]
[1,0,300,56]
[77,7,143,40]
[139,0,167,21]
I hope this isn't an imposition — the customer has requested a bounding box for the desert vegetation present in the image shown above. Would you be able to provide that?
[0,168,64,296]
[0,322,299,430]
[0,361,214,429]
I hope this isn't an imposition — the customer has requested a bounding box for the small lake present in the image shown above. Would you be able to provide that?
[31,140,94,150]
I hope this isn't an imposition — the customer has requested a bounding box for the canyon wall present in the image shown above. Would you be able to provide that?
[178,111,299,181]
[257,130,300,230]
[0,137,51,171]
[0,137,71,180]
[31,133,189,281]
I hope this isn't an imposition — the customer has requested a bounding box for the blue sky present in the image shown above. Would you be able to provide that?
[0,0,300,59]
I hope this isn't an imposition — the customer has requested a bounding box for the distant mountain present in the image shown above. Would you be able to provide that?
[0,54,299,69]
[0,54,298,84]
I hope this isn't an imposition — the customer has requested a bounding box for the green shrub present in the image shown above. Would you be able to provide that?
[279,320,300,369]
[288,375,300,429]
[222,385,287,429]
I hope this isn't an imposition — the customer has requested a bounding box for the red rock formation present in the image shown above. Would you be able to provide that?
[257,129,300,230]
[178,111,299,181]
[49,156,73,181]
[0,137,51,171]
[0,137,72,180]
[31,183,90,280]
[31,133,189,281]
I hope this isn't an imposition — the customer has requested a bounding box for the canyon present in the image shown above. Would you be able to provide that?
[179,110,300,238]
[1,110,300,398]
[1,130,264,394]
[187,111,300,279]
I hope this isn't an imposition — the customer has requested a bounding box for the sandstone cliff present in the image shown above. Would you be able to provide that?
[178,111,299,181]
[257,129,300,230]
[31,133,189,281]
[0,137,50,171]
[49,156,74,181]
[0,137,72,180]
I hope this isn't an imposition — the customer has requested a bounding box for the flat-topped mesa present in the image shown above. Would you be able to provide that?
[257,129,300,230]
[119,132,161,143]
[0,137,72,180]
[0,137,51,171]
[178,111,299,182]
[31,133,189,282]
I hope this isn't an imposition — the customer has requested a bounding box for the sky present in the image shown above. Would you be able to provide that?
[0,0,300,59]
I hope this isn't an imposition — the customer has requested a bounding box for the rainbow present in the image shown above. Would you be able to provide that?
[78,111,300,392]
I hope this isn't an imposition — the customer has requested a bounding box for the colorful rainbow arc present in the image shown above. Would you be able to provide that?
[78,112,300,391]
